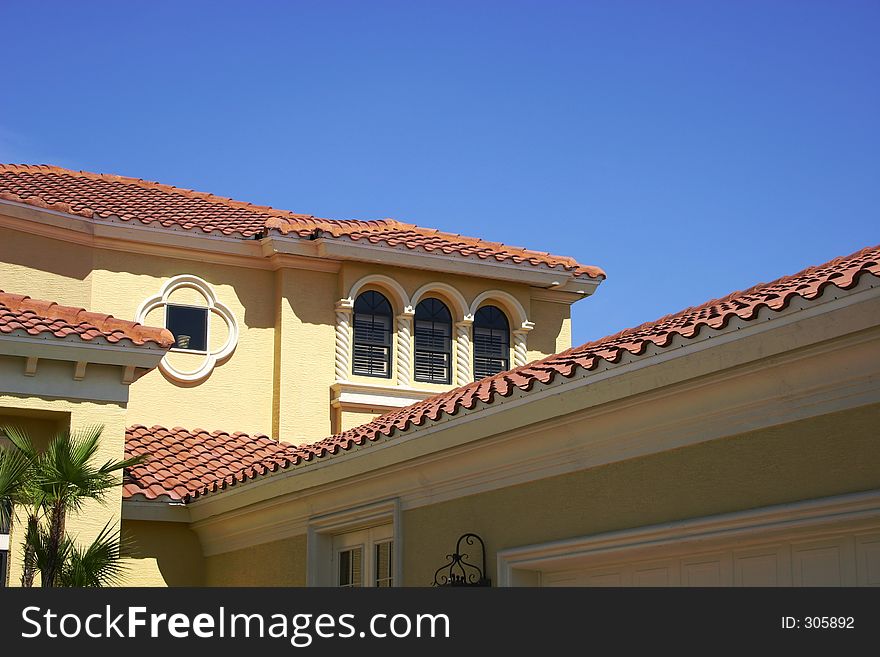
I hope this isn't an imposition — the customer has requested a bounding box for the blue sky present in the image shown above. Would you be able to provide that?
[2,1,877,345]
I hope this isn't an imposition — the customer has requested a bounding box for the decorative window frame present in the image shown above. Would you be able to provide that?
[135,274,238,383]
[307,498,401,587]
[335,278,536,392]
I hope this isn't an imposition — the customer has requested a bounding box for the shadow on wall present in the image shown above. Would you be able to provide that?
[0,227,275,331]
[122,520,205,587]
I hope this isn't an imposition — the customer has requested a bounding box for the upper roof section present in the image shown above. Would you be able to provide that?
[0,164,605,279]
[0,290,174,348]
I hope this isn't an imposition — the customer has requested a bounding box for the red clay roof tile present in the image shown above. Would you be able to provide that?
[0,164,604,278]
[0,290,174,348]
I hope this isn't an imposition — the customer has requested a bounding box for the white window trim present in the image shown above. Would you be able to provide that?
[307,498,401,587]
[136,274,238,383]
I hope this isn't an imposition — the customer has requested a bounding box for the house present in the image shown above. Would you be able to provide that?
[1,163,878,587]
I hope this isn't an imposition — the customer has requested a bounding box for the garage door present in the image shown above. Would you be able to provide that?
[541,531,880,586]
[498,493,880,587]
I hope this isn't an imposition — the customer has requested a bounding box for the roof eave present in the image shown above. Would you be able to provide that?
[265,232,604,291]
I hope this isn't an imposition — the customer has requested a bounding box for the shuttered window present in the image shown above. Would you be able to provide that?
[414,298,452,384]
[353,291,393,378]
[473,305,510,380]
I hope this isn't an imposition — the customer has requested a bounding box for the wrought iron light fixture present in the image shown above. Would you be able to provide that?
[431,533,491,587]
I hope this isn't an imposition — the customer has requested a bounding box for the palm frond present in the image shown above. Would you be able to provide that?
[0,430,34,527]
[59,522,129,587]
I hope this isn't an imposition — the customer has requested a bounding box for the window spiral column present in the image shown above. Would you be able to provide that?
[335,297,354,382]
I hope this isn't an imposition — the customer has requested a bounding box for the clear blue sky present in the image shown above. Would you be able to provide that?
[2,1,877,345]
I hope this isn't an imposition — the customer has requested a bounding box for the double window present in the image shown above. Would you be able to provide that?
[353,291,393,378]
[333,525,394,588]
[473,305,510,379]
[414,298,452,384]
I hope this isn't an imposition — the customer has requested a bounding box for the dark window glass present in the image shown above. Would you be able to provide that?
[375,541,393,587]
[338,547,363,587]
[166,304,209,352]
[414,298,452,384]
[473,305,510,379]
[353,291,393,378]
[0,550,6,588]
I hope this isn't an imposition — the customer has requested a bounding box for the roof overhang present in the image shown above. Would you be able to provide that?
[0,331,168,403]
[0,198,604,298]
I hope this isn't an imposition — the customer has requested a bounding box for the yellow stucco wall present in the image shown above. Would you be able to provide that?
[122,520,205,586]
[528,299,571,359]
[204,534,307,586]
[90,249,277,437]
[275,268,338,443]
[0,393,127,586]
[0,227,94,309]
[401,402,880,585]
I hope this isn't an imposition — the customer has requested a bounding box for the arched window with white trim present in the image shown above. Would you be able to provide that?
[353,291,393,378]
[414,298,452,384]
[473,305,510,379]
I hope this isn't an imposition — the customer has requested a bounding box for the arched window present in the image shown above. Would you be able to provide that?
[414,298,452,384]
[473,305,510,379]
[353,291,393,378]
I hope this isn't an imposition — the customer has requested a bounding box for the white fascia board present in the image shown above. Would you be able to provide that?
[121,500,191,523]
[268,234,595,289]
[0,332,166,369]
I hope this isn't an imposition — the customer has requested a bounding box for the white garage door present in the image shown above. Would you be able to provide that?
[541,531,880,586]
[498,492,880,587]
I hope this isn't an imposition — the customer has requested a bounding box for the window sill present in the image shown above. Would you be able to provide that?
[330,381,440,412]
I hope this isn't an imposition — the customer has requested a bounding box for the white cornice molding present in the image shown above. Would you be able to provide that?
[0,331,167,369]
[310,236,603,291]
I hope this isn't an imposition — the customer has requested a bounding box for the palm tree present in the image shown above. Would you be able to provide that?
[0,424,141,587]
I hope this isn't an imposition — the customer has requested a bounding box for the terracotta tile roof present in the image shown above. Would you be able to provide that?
[124,425,307,501]
[0,290,174,348]
[0,164,604,278]
[125,244,880,503]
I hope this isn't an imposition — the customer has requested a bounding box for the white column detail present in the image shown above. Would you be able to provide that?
[396,307,415,387]
[513,321,535,368]
[455,316,474,386]
[335,298,354,382]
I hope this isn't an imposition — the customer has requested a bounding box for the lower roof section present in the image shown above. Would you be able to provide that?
[122,243,880,504]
